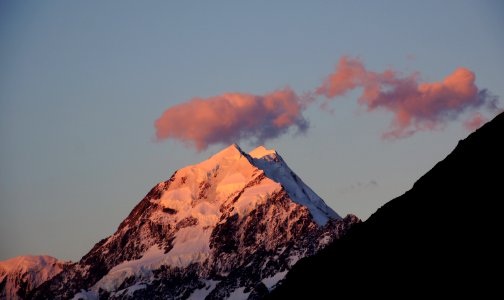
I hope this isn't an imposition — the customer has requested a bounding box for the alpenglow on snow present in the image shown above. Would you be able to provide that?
[9,144,358,300]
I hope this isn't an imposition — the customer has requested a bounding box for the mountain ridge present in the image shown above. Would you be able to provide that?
[0,256,69,300]
[268,112,504,298]
[13,145,357,300]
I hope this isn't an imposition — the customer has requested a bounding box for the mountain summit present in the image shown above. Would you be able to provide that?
[25,145,357,299]
[0,256,69,300]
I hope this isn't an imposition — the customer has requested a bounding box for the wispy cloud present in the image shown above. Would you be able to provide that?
[155,56,499,150]
[463,112,488,131]
[338,180,378,196]
[316,56,499,138]
[154,87,308,151]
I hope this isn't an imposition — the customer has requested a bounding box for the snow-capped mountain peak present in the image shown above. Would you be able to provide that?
[248,145,340,225]
[0,255,69,300]
[249,145,278,159]
[199,143,246,168]
[26,144,358,300]
[161,144,337,226]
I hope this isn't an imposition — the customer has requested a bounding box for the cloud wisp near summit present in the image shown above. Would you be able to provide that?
[155,56,499,151]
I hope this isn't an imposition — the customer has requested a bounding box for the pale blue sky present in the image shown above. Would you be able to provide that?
[1,1,503,261]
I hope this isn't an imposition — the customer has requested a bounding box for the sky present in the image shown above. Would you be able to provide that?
[1,1,503,261]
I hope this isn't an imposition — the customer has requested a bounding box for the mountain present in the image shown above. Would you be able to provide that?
[268,113,504,298]
[0,256,69,300]
[27,145,358,299]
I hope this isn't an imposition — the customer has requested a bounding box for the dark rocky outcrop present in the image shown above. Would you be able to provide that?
[269,113,504,298]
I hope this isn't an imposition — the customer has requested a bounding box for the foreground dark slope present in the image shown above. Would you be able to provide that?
[269,112,504,298]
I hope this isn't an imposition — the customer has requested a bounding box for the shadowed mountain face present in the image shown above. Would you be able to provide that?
[269,112,504,298]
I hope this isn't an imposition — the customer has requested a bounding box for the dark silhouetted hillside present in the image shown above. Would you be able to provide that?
[268,112,504,298]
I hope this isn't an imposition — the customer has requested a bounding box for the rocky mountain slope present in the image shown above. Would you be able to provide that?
[22,145,357,299]
[268,113,504,298]
[0,256,69,300]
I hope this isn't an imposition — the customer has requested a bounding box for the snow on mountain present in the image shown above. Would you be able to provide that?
[248,145,340,225]
[29,144,359,300]
[0,255,69,300]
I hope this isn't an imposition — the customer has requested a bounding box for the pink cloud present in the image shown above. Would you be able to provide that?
[155,56,500,150]
[154,87,307,151]
[317,56,499,138]
[463,113,488,131]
